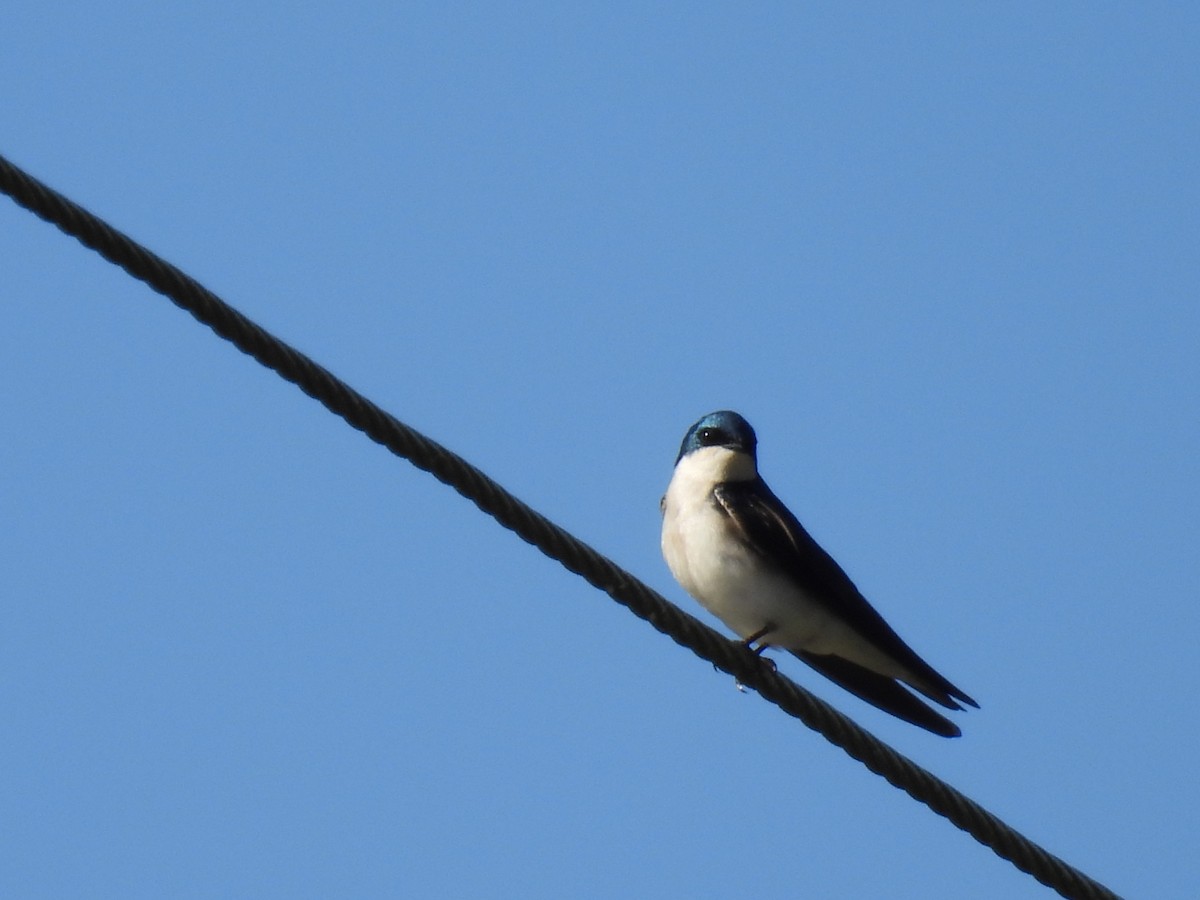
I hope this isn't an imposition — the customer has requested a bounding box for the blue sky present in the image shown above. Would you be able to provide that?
[3,4,1197,898]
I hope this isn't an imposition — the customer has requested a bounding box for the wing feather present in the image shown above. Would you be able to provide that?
[713,478,977,710]
[794,651,962,738]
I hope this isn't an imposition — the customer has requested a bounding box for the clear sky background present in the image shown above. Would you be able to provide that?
[3,5,1197,898]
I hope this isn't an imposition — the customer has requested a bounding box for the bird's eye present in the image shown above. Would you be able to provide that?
[698,427,723,446]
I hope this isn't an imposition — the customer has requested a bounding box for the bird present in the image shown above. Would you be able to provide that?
[660,410,978,737]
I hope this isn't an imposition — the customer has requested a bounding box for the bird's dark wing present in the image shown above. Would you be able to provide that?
[793,651,961,737]
[713,477,977,711]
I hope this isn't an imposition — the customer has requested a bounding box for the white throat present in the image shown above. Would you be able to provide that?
[672,446,757,488]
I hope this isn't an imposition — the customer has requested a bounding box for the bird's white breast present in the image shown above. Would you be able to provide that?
[660,447,903,672]
[660,447,753,602]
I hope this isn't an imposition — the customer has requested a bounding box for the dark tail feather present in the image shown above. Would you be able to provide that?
[793,651,963,738]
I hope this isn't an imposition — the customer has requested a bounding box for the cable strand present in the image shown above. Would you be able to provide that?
[0,153,1120,900]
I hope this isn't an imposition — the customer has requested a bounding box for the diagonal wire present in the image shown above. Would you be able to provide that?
[0,153,1120,900]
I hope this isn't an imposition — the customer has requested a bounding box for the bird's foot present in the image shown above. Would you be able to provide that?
[741,623,777,656]
[730,634,777,691]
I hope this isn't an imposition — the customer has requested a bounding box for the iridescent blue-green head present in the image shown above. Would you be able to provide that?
[675,410,758,465]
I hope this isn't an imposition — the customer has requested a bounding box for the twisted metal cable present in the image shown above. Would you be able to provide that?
[1,153,1120,900]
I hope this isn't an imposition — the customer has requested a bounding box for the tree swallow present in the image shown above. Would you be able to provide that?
[660,410,978,737]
